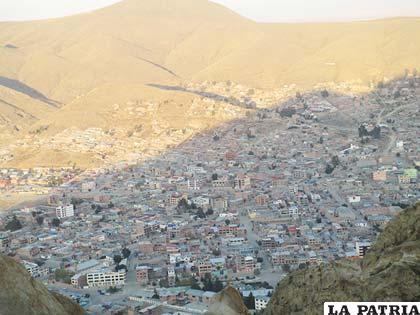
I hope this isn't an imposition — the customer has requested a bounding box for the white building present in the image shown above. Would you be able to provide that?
[187,179,200,191]
[288,206,299,217]
[86,269,126,288]
[192,196,210,208]
[355,241,371,257]
[225,237,245,246]
[255,296,270,311]
[347,195,361,203]
[23,260,40,277]
[56,204,75,218]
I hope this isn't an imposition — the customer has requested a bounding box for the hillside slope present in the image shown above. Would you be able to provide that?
[1,0,420,111]
[1,0,420,169]
[263,203,420,315]
[0,255,84,315]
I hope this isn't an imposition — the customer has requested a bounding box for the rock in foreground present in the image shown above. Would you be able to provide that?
[264,203,420,315]
[206,286,249,315]
[0,255,84,315]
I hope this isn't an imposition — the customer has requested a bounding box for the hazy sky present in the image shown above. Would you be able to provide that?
[0,0,420,22]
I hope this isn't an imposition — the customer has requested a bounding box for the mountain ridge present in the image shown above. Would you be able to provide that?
[1,0,420,168]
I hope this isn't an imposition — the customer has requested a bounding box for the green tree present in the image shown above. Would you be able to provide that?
[5,216,22,231]
[279,107,296,118]
[282,264,291,273]
[244,292,255,309]
[152,289,160,299]
[122,248,131,259]
[190,277,201,290]
[107,286,120,294]
[196,208,206,219]
[115,264,127,272]
[213,278,224,292]
[159,278,169,288]
[51,217,61,227]
[325,163,335,174]
[370,126,381,139]
[177,198,189,211]
[202,273,213,291]
[54,269,74,284]
[36,216,44,226]
[113,254,122,266]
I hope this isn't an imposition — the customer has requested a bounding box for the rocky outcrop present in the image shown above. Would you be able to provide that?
[0,255,84,315]
[206,286,249,315]
[264,202,420,315]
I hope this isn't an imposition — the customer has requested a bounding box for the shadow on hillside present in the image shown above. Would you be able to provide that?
[146,83,256,109]
[0,76,61,107]
[6,74,420,211]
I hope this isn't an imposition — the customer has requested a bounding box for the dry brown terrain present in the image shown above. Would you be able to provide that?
[0,0,419,168]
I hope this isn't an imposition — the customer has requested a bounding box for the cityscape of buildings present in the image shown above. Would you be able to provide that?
[0,76,419,314]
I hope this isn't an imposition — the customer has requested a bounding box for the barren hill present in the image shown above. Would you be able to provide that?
[0,0,420,168]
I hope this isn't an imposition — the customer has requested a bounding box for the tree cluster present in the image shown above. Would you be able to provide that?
[279,107,296,118]
[243,292,255,310]
[359,124,381,139]
[325,155,340,174]
[201,274,224,292]
[54,268,74,284]
[5,216,22,231]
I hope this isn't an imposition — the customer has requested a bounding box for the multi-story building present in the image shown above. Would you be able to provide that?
[271,251,298,265]
[192,196,210,209]
[22,260,40,277]
[168,193,187,206]
[288,206,299,217]
[139,241,154,253]
[211,196,228,211]
[187,179,200,191]
[234,175,251,190]
[55,204,75,218]
[255,194,268,206]
[71,274,87,288]
[136,266,149,284]
[168,266,176,286]
[260,238,277,250]
[219,224,240,236]
[197,261,212,276]
[355,241,371,257]
[86,269,126,287]
[0,234,9,252]
[212,177,229,188]
[236,255,255,273]
[255,296,270,311]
